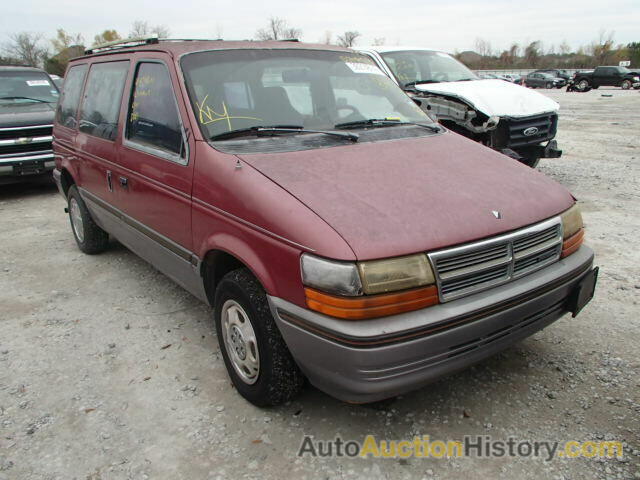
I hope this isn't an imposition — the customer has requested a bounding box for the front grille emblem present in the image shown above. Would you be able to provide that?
[523,127,539,136]
[492,210,501,219]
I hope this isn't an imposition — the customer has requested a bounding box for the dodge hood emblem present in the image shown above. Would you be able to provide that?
[492,210,502,219]
[523,127,539,136]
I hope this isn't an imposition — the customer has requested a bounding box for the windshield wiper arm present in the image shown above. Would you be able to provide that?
[334,118,442,133]
[211,125,358,142]
[0,96,50,103]
[403,80,440,88]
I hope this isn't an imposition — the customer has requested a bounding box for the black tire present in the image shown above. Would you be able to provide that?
[545,82,553,89]
[67,185,109,254]
[621,80,631,90]
[577,79,590,91]
[214,268,304,407]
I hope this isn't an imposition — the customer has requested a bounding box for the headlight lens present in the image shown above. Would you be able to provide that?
[300,254,362,296]
[357,254,435,295]
[560,204,583,239]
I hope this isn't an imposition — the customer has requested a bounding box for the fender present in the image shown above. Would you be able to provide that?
[197,231,280,297]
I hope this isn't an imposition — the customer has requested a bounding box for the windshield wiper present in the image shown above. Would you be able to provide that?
[334,118,442,133]
[403,80,440,88]
[0,96,50,103]
[210,125,358,142]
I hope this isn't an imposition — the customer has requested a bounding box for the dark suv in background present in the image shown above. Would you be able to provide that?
[0,66,59,184]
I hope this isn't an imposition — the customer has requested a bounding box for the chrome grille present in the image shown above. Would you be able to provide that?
[429,217,563,302]
[0,124,53,159]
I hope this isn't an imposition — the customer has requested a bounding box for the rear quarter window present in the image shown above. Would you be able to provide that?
[79,61,129,141]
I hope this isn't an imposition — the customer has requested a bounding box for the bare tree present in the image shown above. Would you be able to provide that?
[129,20,171,38]
[93,30,121,46]
[372,37,386,46]
[320,31,332,45]
[2,32,48,67]
[474,37,493,58]
[337,31,360,48]
[524,40,542,67]
[590,30,615,64]
[255,17,301,41]
[559,40,571,55]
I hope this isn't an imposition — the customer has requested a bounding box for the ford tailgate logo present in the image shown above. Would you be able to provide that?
[523,127,539,136]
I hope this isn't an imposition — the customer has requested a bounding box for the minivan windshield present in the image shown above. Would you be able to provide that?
[181,49,432,140]
[379,50,478,86]
[0,71,59,103]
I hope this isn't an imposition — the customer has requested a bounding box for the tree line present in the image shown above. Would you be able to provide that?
[2,18,638,77]
[458,32,639,70]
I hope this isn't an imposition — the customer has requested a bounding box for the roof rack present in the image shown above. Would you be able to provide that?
[84,35,159,55]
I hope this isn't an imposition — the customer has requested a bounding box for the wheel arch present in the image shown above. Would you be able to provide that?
[199,237,278,306]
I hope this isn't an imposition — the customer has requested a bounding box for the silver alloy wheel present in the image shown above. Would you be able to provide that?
[69,198,84,243]
[578,80,589,91]
[621,80,631,90]
[221,299,260,384]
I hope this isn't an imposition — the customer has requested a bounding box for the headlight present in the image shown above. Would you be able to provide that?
[300,253,439,320]
[300,254,362,296]
[560,204,585,258]
[357,254,435,294]
[560,203,583,239]
[633,76,640,82]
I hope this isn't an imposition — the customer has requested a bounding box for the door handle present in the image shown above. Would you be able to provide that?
[107,171,113,192]
[119,176,128,188]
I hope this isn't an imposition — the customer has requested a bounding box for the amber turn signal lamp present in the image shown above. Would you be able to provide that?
[305,285,439,320]
[561,228,584,258]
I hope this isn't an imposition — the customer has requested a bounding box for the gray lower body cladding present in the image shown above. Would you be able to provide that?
[269,246,594,403]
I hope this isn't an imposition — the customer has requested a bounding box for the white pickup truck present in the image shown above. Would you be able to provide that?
[357,47,563,167]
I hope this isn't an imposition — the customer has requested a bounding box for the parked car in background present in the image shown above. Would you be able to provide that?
[357,47,562,167]
[50,74,64,91]
[478,72,510,82]
[534,69,571,81]
[525,72,566,89]
[501,73,523,85]
[53,38,597,407]
[0,66,60,184]
[573,66,640,90]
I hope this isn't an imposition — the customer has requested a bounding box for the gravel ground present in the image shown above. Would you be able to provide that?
[1,88,639,480]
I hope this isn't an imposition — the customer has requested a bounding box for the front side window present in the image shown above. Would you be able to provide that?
[0,70,59,105]
[126,62,184,157]
[181,49,430,141]
[380,50,478,86]
[56,65,87,128]
[79,61,129,141]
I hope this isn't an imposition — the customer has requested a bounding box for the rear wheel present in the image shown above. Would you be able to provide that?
[67,185,109,254]
[214,268,304,406]
[621,80,632,90]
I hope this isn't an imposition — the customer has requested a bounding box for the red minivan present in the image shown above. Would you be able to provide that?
[52,39,597,406]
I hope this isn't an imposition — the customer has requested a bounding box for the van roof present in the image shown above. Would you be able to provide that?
[358,46,445,54]
[73,38,351,62]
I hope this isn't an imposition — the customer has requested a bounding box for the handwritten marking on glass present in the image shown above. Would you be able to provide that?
[195,95,261,131]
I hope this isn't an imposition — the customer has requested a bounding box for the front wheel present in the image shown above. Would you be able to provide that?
[621,80,632,90]
[214,269,304,407]
[545,82,553,89]
[577,79,590,91]
[67,185,109,254]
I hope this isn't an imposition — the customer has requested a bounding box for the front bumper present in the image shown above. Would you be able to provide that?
[0,152,55,184]
[269,246,595,403]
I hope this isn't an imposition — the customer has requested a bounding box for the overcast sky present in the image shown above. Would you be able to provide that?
[2,0,639,54]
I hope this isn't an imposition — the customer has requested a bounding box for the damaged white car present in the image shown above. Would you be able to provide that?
[358,47,563,167]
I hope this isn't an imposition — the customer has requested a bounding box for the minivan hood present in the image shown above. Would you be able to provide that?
[0,101,56,129]
[414,79,559,118]
[238,132,574,260]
